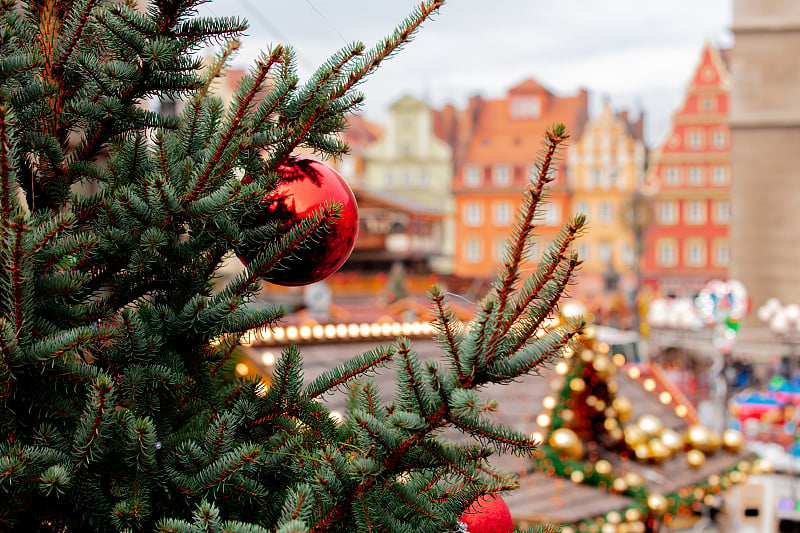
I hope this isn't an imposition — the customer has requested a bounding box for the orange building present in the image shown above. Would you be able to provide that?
[642,43,731,297]
[452,80,588,279]
[567,102,646,299]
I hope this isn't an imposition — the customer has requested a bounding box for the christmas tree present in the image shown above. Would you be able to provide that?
[0,1,585,531]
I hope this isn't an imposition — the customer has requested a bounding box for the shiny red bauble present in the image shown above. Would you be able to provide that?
[459,495,513,533]
[239,158,358,286]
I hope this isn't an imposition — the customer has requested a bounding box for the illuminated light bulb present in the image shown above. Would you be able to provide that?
[422,322,436,335]
[336,324,348,337]
[628,366,641,379]
[563,347,575,359]
[391,323,402,336]
[675,404,689,418]
[273,328,285,341]
[530,431,544,444]
[597,342,610,354]
[257,327,272,342]
[261,351,276,366]
[312,325,324,338]
[324,324,337,338]
[612,353,626,367]
[235,363,249,377]
[555,362,569,375]
[370,323,382,336]
[543,396,557,410]
[299,325,312,339]
[659,391,672,404]
[536,413,551,427]
[643,378,656,392]
[359,323,371,337]
[410,322,422,335]
[286,326,299,340]
[401,322,413,335]
[348,324,360,337]
[381,323,393,336]
[330,410,343,424]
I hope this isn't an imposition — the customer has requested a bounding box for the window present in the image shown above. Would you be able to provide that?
[493,165,511,186]
[511,96,541,119]
[665,167,680,186]
[685,201,706,224]
[622,243,635,266]
[465,238,482,263]
[598,202,613,223]
[401,171,412,186]
[599,241,612,263]
[688,130,704,149]
[712,166,729,185]
[700,97,715,112]
[577,243,590,262]
[493,202,512,226]
[385,172,395,186]
[659,202,677,224]
[575,202,590,218]
[419,170,430,187]
[686,240,706,266]
[463,203,483,226]
[712,130,727,148]
[715,201,731,224]
[715,241,731,266]
[494,239,506,261]
[657,240,677,266]
[465,166,481,187]
[688,166,704,186]
[543,203,560,225]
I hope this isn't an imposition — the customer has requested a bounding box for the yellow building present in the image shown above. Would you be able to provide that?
[567,102,646,315]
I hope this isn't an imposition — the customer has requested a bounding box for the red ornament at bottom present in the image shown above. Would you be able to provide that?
[459,495,513,533]
[239,157,359,286]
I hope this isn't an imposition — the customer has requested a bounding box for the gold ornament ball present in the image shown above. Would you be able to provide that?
[606,511,622,525]
[634,443,651,461]
[612,477,628,493]
[647,493,669,514]
[624,424,649,447]
[595,459,613,476]
[625,508,642,522]
[648,439,671,463]
[608,428,624,444]
[604,417,620,431]
[686,449,706,468]
[637,414,665,437]
[686,425,720,454]
[593,354,615,380]
[613,397,633,422]
[570,377,587,393]
[661,428,683,452]
[581,348,596,363]
[550,428,584,460]
[628,522,646,533]
[753,458,775,474]
[624,471,645,489]
[722,429,745,453]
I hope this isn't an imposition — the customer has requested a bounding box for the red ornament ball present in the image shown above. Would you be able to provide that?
[459,495,513,533]
[240,158,358,286]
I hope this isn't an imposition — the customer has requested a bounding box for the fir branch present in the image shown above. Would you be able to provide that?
[428,284,465,381]
[303,345,395,401]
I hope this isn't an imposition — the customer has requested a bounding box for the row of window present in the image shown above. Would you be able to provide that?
[464,238,543,264]
[462,201,561,227]
[658,200,730,225]
[663,165,729,187]
[384,169,432,188]
[575,242,635,266]
[656,238,730,267]
[676,128,728,150]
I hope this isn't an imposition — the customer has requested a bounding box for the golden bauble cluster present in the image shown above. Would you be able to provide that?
[722,428,745,452]
[612,397,633,423]
[685,424,721,454]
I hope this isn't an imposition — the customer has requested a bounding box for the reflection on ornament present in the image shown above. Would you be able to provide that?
[550,428,584,460]
[613,397,633,422]
[637,414,664,437]
[239,158,358,286]
[722,429,744,452]
[661,428,683,452]
[595,459,612,475]
[647,493,668,514]
[686,449,706,468]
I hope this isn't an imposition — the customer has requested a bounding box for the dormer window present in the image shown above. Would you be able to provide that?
[511,96,541,119]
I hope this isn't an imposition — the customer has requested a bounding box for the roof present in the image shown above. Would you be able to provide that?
[463,80,588,167]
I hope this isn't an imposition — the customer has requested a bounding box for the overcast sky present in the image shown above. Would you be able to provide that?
[200,1,732,145]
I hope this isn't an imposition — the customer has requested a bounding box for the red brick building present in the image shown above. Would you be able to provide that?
[642,43,732,297]
[452,80,588,279]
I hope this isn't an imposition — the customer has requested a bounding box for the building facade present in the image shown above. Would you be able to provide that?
[730,0,800,313]
[642,43,732,297]
[363,95,455,273]
[567,102,646,299]
[452,80,588,279]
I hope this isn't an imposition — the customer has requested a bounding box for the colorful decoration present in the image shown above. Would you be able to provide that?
[694,279,750,354]
[239,158,358,286]
[549,428,584,460]
[459,495,513,533]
